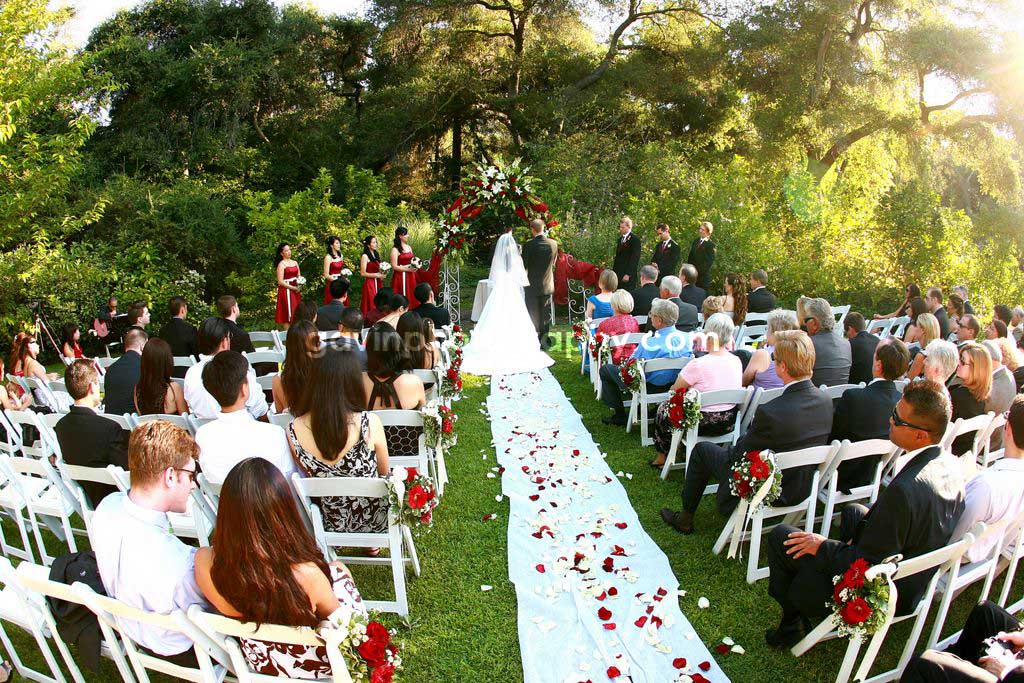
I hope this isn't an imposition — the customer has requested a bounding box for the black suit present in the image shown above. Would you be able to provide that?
[679,283,707,311]
[767,445,963,622]
[646,297,698,333]
[747,287,777,313]
[933,306,952,340]
[631,283,659,318]
[316,301,346,331]
[158,317,197,379]
[416,302,451,329]
[650,239,681,285]
[222,319,255,354]
[681,379,833,516]
[830,380,901,490]
[102,351,141,416]
[54,406,129,507]
[848,330,880,384]
[522,234,558,348]
[963,300,975,316]
[612,233,642,291]
[686,238,716,289]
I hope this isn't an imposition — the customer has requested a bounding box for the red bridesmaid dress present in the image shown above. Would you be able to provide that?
[324,258,344,304]
[276,264,302,324]
[392,250,419,310]
[361,259,381,316]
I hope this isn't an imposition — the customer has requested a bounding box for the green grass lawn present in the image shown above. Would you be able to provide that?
[11,326,1020,682]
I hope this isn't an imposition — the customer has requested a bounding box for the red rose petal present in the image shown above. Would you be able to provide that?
[699,661,711,671]
[634,616,647,628]
[602,623,616,630]
[535,564,545,573]
[656,587,668,597]
[715,643,730,654]
[615,522,628,529]
[607,666,620,679]
[608,587,618,596]
[598,607,612,620]
[529,494,540,501]
[692,676,710,683]
[595,591,607,601]
[611,545,626,556]
[673,657,687,669]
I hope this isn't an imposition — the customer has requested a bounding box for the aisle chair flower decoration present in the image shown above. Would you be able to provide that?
[571,322,586,345]
[388,466,438,533]
[422,401,457,453]
[723,449,782,558]
[588,331,607,366]
[665,387,701,433]
[439,325,466,401]
[325,606,404,683]
[618,357,643,393]
[829,558,890,639]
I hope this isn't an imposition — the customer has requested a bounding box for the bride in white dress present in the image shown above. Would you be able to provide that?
[461,231,555,376]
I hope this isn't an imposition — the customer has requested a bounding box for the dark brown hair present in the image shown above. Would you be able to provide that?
[396,312,435,370]
[135,338,174,415]
[282,321,319,417]
[365,323,410,377]
[308,347,367,461]
[210,458,331,627]
[725,273,748,327]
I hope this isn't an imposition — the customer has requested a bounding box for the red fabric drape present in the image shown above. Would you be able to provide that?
[420,250,443,293]
[554,252,603,305]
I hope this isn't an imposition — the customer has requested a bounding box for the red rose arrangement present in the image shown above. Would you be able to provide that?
[618,358,643,393]
[423,400,458,452]
[588,331,606,362]
[728,450,782,507]
[338,612,403,682]
[571,322,586,345]
[665,387,701,433]
[440,328,465,401]
[830,558,890,639]
[388,467,439,532]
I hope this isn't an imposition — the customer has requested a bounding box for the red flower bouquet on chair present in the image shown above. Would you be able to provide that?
[829,558,890,639]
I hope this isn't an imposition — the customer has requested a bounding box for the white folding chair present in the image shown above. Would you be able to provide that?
[737,322,768,348]
[5,410,57,461]
[893,379,909,394]
[243,350,284,369]
[659,388,754,481]
[250,331,284,352]
[411,369,440,403]
[255,374,276,394]
[0,455,78,566]
[833,304,851,330]
[56,463,129,537]
[187,414,215,434]
[974,412,1007,468]
[891,315,912,339]
[74,582,231,683]
[633,315,649,327]
[268,412,293,429]
[131,413,193,434]
[290,474,414,615]
[866,318,892,337]
[95,357,118,371]
[713,443,839,583]
[816,439,895,536]
[818,383,864,401]
[374,410,432,489]
[188,605,353,683]
[173,356,197,374]
[318,331,342,342]
[42,381,73,413]
[631,357,691,445]
[941,412,994,477]
[738,385,785,434]
[97,412,133,431]
[997,509,1024,611]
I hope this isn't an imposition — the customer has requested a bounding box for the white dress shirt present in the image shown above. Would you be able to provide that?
[184,354,268,420]
[195,410,295,484]
[952,458,1024,562]
[91,492,208,655]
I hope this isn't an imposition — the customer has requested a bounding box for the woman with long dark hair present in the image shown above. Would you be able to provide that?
[9,332,58,384]
[275,243,302,329]
[359,235,384,318]
[874,283,921,320]
[133,337,186,415]
[723,273,749,327]
[389,226,419,310]
[193,458,366,678]
[61,323,83,361]
[396,312,438,370]
[272,321,319,415]
[362,323,426,456]
[322,235,349,306]
[287,347,389,534]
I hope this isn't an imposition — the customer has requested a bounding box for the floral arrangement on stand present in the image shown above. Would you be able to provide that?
[335,612,403,683]
[728,450,782,504]
[423,400,458,452]
[665,387,701,433]
[619,357,643,393]
[388,466,438,532]
[829,559,890,639]
[440,324,465,401]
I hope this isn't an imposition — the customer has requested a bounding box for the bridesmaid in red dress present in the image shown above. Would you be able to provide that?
[390,226,420,310]
[322,236,350,306]
[359,235,385,317]
[275,243,302,329]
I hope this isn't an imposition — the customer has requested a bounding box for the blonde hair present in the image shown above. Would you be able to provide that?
[129,420,199,489]
[700,220,714,235]
[959,342,993,403]
[610,290,634,315]
[916,313,940,347]
[993,337,1020,371]
[773,330,815,379]
[701,295,726,318]
[766,309,799,338]
[598,269,618,293]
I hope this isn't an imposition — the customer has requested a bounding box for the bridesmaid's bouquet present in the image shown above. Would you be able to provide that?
[341,268,353,277]
[379,262,392,273]
[409,257,422,270]
[295,275,307,286]
[334,611,403,683]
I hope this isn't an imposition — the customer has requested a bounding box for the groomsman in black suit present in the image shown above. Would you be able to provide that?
[522,219,558,349]
[632,266,660,318]
[158,296,197,377]
[686,221,716,290]
[843,312,880,384]
[747,270,777,313]
[612,216,641,291]
[678,264,707,311]
[650,223,680,286]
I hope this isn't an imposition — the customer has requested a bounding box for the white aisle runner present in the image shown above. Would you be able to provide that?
[488,369,730,683]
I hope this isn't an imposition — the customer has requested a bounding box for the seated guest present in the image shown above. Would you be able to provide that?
[184,318,268,420]
[632,266,660,318]
[723,273,748,326]
[843,312,879,385]
[599,299,691,427]
[378,292,407,329]
[955,314,980,345]
[874,283,921,320]
[987,318,1009,340]
[801,297,852,386]
[926,287,952,340]
[54,359,129,506]
[291,299,318,327]
[1012,306,1024,344]
[597,290,641,365]
[742,309,799,390]
[9,333,60,399]
[397,312,440,371]
[133,338,187,415]
[678,264,707,311]
[660,330,833,534]
[649,275,698,333]
[158,297,197,377]
[413,283,451,329]
[947,294,965,329]
[217,295,256,354]
[950,342,992,455]
[195,351,293,485]
[831,338,909,490]
[995,304,1013,330]
[272,321,320,415]
[324,307,367,370]
[764,380,963,648]
[951,395,1024,564]
[61,323,83,361]
[586,270,617,320]
[0,358,32,412]
[903,296,930,346]
[923,339,959,386]
[364,289,393,327]
[998,336,1024,393]
[651,313,743,468]
[125,301,150,333]
[363,324,426,454]
[747,269,777,313]
[316,277,350,332]
[904,600,1024,683]
[103,328,148,416]
[702,295,726,320]
[92,421,208,664]
[907,313,941,379]
[984,339,1015,451]
[193,458,366,677]
[289,348,389,532]
[953,284,974,315]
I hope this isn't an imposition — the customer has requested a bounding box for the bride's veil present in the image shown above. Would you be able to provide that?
[489,231,528,286]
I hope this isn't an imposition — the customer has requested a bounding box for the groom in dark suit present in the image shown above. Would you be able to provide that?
[522,219,558,350]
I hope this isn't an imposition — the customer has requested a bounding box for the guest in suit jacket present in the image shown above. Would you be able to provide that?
[831,338,909,490]
[522,219,558,349]
[661,330,834,534]
[842,312,880,384]
[647,276,698,333]
[216,295,256,354]
[612,216,641,291]
[632,266,660,318]
[763,379,964,649]
[925,287,952,340]
[413,283,452,329]
[102,327,147,416]
[158,297,197,379]
[686,221,716,290]
[54,360,129,506]
[747,269,778,313]
[316,278,350,332]
[650,223,681,286]
[802,297,852,386]
[678,264,708,311]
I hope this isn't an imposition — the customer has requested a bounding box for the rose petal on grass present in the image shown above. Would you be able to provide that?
[697,596,710,609]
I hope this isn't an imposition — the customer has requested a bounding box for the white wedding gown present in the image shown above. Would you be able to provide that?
[461,233,555,376]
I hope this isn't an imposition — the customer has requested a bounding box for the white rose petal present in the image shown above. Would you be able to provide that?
[481,585,493,592]
[731,645,745,655]
[697,597,710,609]
[722,637,734,646]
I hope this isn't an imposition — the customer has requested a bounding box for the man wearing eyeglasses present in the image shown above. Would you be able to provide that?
[92,421,208,666]
[764,379,965,649]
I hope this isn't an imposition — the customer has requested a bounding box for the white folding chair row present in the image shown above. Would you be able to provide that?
[833,304,851,331]
[56,462,128,537]
[0,454,79,566]
[596,332,648,401]
[659,387,755,481]
[975,412,1006,468]
[819,382,864,401]
[249,330,284,352]
[739,385,786,434]
[173,355,197,371]
[243,350,285,368]
[629,356,691,446]
[891,315,912,339]
[736,322,768,348]
[814,439,897,536]
[866,318,894,337]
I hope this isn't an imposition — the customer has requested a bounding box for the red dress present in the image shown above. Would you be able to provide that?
[276,264,302,324]
[392,250,419,310]
[324,258,348,305]
[361,258,381,317]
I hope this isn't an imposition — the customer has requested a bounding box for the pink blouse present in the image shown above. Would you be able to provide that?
[680,352,743,411]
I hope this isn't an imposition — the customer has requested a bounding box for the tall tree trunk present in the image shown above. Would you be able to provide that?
[450,114,463,191]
